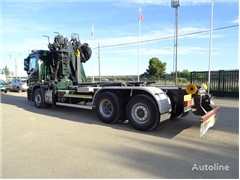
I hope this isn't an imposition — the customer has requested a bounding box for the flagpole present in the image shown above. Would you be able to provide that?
[92,23,94,83]
[138,8,142,82]
[208,0,214,94]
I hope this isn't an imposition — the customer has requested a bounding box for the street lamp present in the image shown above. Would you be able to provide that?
[9,53,12,80]
[171,0,180,85]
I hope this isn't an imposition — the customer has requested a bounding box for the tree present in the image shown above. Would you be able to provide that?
[3,66,10,77]
[142,57,166,79]
[170,69,190,80]
[179,69,190,80]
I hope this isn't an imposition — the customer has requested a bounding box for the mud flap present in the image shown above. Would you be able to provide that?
[199,107,221,137]
[27,89,32,101]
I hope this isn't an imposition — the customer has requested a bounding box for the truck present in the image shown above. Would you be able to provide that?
[24,32,220,137]
[0,69,7,81]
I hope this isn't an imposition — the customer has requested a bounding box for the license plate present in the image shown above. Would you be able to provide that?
[184,94,192,101]
[199,107,220,137]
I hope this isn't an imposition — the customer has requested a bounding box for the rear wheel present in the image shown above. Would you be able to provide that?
[126,94,159,131]
[17,87,22,93]
[95,92,121,124]
[33,88,48,108]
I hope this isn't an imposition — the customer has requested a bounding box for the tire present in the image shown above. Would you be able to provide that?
[126,94,159,131]
[4,91,8,93]
[80,43,92,62]
[95,92,121,124]
[170,104,183,119]
[17,87,22,93]
[33,88,48,108]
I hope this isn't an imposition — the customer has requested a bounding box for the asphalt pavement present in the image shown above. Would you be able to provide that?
[1,92,239,178]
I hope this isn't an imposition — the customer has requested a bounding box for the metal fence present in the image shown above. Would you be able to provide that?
[190,70,239,98]
[86,75,188,86]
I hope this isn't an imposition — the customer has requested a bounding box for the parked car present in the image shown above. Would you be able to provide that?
[126,78,135,81]
[101,78,109,82]
[10,79,28,92]
[0,79,10,93]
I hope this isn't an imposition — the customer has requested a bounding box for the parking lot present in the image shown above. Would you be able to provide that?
[1,92,239,178]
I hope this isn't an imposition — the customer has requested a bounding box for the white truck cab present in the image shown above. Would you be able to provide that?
[0,69,6,81]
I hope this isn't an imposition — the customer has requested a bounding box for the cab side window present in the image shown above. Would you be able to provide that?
[28,57,37,73]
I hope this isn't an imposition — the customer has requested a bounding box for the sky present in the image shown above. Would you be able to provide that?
[1,0,239,77]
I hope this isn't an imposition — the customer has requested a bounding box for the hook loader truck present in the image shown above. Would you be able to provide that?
[24,32,220,137]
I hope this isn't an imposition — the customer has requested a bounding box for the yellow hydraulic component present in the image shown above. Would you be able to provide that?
[201,83,208,90]
[75,49,80,57]
[186,84,197,94]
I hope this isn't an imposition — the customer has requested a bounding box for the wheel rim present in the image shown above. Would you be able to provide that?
[35,93,41,106]
[99,99,113,118]
[131,103,149,124]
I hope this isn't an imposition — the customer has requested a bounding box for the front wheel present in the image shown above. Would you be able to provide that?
[33,88,48,108]
[126,94,159,131]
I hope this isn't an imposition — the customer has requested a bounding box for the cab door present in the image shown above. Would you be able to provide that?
[28,54,39,84]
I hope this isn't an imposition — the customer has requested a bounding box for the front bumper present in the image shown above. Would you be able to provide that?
[1,87,10,91]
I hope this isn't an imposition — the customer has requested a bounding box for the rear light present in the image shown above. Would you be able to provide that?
[184,99,194,107]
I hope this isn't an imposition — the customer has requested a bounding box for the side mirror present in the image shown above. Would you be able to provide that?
[24,57,30,72]
[24,59,27,65]
[24,58,29,66]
